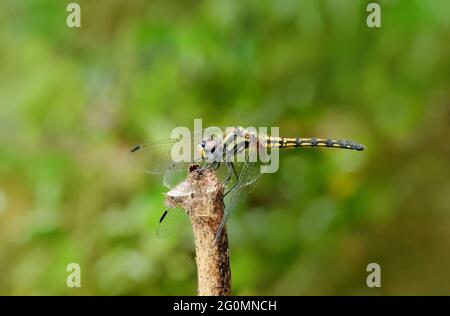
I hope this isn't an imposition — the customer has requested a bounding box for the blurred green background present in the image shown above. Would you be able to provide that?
[0,0,449,295]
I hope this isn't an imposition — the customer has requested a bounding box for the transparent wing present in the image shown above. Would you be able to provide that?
[226,161,260,218]
[157,179,196,238]
[128,139,180,174]
[232,158,262,187]
[215,161,261,240]
[129,135,205,189]
[156,207,189,239]
[162,156,219,189]
[162,162,193,189]
[128,127,226,175]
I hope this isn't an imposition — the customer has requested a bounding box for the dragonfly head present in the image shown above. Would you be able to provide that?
[197,138,220,160]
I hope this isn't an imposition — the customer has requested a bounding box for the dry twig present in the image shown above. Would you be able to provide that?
[165,165,231,296]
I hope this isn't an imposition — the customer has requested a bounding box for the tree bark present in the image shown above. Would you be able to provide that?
[165,165,231,296]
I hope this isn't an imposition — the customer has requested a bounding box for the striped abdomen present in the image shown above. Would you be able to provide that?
[265,137,365,151]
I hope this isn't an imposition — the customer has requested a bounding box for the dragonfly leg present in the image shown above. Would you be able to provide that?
[214,217,227,243]
[224,162,239,197]
[199,160,219,171]
[224,181,238,197]
[224,161,237,184]
[196,155,219,172]
[223,166,232,185]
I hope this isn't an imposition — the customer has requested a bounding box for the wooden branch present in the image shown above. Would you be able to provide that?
[165,165,231,296]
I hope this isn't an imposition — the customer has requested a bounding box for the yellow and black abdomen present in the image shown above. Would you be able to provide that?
[266,137,365,151]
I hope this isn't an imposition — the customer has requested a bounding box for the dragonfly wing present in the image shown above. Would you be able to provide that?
[128,133,211,178]
[128,127,241,175]
[156,207,189,239]
[128,139,182,174]
[233,158,262,187]
[214,161,261,241]
[162,155,218,189]
[162,162,194,189]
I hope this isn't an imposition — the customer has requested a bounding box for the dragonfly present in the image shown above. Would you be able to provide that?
[128,126,365,240]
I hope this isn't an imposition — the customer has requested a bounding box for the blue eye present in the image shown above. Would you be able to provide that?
[201,140,206,148]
